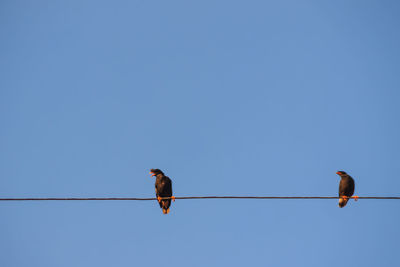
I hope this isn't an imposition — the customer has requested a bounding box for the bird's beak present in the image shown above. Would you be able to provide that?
[336,171,341,175]
[150,172,155,177]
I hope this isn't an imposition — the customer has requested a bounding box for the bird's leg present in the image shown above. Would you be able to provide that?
[352,196,359,201]
[341,196,348,200]
[171,196,176,202]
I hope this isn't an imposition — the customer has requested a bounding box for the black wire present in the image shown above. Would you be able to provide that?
[0,196,399,201]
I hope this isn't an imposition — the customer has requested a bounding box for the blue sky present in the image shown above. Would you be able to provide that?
[1,1,399,266]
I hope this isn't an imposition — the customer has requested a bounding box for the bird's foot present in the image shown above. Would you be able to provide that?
[171,196,176,202]
[157,196,162,203]
[352,195,359,201]
[341,196,349,200]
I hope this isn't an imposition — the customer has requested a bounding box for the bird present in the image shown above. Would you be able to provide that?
[336,171,357,208]
[150,169,174,214]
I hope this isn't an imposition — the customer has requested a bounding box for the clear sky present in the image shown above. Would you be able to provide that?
[1,1,400,266]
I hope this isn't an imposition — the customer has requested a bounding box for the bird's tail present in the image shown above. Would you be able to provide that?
[338,197,349,208]
[162,208,170,214]
[161,200,171,214]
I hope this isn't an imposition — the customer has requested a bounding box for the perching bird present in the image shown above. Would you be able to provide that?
[150,169,174,214]
[337,171,357,208]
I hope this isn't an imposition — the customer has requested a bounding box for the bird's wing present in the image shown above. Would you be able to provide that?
[339,179,346,196]
[158,177,172,196]
[164,176,172,197]
[339,177,355,197]
[348,176,355,196]
[155,179,162,197]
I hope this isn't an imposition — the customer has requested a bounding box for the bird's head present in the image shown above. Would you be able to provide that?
[336,171,348,177]
[150,169,164,177]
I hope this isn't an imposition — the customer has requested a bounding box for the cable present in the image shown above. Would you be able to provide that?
[0,196,399,201]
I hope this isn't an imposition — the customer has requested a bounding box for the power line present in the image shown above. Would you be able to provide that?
[0,196,399,201]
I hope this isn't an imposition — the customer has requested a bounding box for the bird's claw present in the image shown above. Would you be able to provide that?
[157,196,162,203]
[352,195,359,201]
[171,196,176,202]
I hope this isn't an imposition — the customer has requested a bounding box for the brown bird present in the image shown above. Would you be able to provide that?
[337,171,357,208]
[150,169,174,214]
